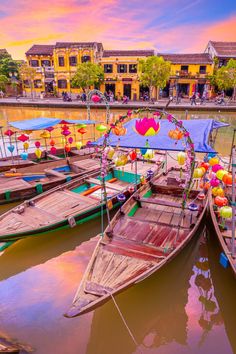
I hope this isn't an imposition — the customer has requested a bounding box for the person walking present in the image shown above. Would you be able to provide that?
[190,92,196,105]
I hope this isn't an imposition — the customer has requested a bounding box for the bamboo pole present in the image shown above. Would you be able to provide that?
[229,129,236,172]
[231,145,235,257]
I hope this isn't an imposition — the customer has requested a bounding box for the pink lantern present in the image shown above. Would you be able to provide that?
[210,178,220,187]
[4,129,14,137]
[68,137,73,144]
[134,117,160,136]
[18,134,29,142]
[50,146,57,155]
[91,94,100,103]
[212,164,223,173]
[61,129,71,136]
[35,141,41,148]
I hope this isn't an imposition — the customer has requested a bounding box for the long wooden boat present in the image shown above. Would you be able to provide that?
[0,156,102,205]
[65,167,208,317]
[0,160,160,251]
[209,192,236,277]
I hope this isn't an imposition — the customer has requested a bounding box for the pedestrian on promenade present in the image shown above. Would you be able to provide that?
[190,93,196,105]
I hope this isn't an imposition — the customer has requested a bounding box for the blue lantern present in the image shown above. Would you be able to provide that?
[21,152,28,160]
[7,145,15,153]
[117,193,126,203]
[147,169,154,180]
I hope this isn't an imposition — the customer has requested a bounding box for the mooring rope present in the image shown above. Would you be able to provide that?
[108,291,143,353]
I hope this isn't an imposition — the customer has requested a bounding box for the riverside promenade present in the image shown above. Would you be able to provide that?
[0,96,236,112]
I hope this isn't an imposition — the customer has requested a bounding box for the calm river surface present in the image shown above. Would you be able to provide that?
[0,107,235,354]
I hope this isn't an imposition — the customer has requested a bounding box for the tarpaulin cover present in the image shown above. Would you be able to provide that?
[10,117,97,131]
[95,119,228,153]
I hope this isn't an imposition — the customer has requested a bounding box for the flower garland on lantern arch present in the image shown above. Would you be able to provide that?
[100,107,196,210]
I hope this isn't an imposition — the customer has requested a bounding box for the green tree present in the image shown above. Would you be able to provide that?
[0,74,8,91]
[139,56,171,101]
[216,59,236,100]
[71,62,104,91]
[0,57,19,78]
[19,63,37,99]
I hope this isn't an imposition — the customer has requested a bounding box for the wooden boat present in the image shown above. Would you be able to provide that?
[209,192,236,277]
[65,167,208,317]
[0,156,102,205]
[0,160,160,250]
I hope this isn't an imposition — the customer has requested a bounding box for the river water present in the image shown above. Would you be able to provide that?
[0,107,235,354]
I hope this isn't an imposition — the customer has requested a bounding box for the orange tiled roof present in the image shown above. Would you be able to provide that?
[209,41,236,57]
[55,42,103,50]
[158,53,212,64]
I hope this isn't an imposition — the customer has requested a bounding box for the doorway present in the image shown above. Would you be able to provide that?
[123,84,131,99]
[105,84,115,96]
[178,83,189,97]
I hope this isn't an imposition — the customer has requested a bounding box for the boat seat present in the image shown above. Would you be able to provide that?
[84,281,113,296]
[136,196,183,209]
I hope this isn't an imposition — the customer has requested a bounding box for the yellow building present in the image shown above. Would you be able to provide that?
[25,45,54,96]
[158,53,213,98]
[53,42,103,95]
[100,50,154,100]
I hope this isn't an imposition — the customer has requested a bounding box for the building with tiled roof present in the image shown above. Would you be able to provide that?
[205,41,236,66]
[158,53,212,65]
[0,49,11,58]
[25,45,55,56]
[103,50,154,57]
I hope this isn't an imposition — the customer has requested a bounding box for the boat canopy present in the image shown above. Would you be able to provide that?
[10,117,97,131]
[95,119,228,153]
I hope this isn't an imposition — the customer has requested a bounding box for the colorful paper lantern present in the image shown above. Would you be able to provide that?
[212,187,225,197]
[68,137,73,144]
[216,169,227,181]
[46,127,54,132]
[193,168,204,178]
[35,148,42,159]
[61,129,71,136]
[210,178,220,187]
[112,123,127,136]
[105,146,115,159]
[4,129,14,137]
[76,141,82,150]
[96,124,107,133]
[91,94,100,103]
[222,173,233,185]
[50,146,57,155]
[168,128,184,140]
[177,152,186,166]
[212,164,223,173]
[78,128,87,135]
[23,142,29,151]
[61,124,69,131]
[214,196,228,207]
[115,155,128,167]
[200,162,210,171]
[209,157,219,166]
[143,149,154,160]
[7,145,15,153]
[134,117,160,136]
[220,206,232,219]
[140,148,147,156]
[65,144,71,153]
[50,139,55,146]
[76,124,87,129]
[40,131,50,139]
[129,150,137,161]
[35,141,41,148]
[21,152,28,160]
[18,134,29,142]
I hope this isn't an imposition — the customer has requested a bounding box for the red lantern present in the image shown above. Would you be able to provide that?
[50,146,57,155]
[4,129,14,137]
[50,139,55,146]
[129,150,137,161]
[200,162,210,171]
[46,126,54,132]
[214,196,228,207]
[61,124,69,131]
[18,134,29,142]
[91,94,100,103]
[65,144,71,153]
[78,128,87,135]
[222,173,234,185]
[35,141,41,148]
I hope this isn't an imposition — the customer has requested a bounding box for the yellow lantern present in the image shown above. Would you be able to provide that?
[115,154,128,167]
[143,149,154,160]
[105,146,115,159]
[177,152,186,166]
[209,157,219,166]
[40,131,50,139]
[35,148,42,159]
[216,169,228,181]
[23,142,29,151]
[76,141,82,150]
[212,187,225,197]
[193,168,204,179]
[220,206,232,219]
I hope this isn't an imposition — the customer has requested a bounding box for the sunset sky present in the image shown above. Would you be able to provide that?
[1,0,236,59]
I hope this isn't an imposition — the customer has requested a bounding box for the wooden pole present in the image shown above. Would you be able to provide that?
[0,126,7,158]
[231,145,235,257]
[229,129,236,172]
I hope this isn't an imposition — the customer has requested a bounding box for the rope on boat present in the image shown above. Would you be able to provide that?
[108,291,143,353]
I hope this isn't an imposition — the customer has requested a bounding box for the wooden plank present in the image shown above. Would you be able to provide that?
[84,281,113,296]
[138,197,182,208]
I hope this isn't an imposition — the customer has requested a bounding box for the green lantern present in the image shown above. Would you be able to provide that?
[96,124,107,133]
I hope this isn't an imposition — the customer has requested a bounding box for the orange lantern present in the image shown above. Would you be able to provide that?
[112,123,127,136]
[168,128,184,140]
[78,128,87,135]
[222,173,233,185]
[214,196,228,207]
[65,144,71,153]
